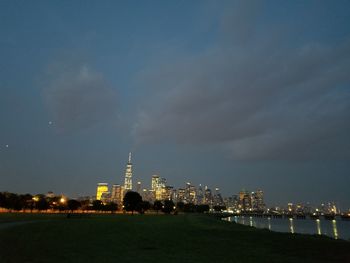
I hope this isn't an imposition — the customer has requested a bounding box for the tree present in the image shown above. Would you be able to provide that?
[92,200,103,211]
[0,192,5,208]
[104,202,118,213]
[123,191,142,214]
[162,200,175,214]
[153,200,163,213]
[67,199,81,212]
[35,196,49,211]
[213,205,226,212]
[184,203,195,213]
[79,199,91,211]
[21,194,33,210]
[137,201,151,214]
[195,204,210,213]
[176,201,185,212]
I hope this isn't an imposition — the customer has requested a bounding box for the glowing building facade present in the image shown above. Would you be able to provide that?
[96,183,109,201]
[152,175,167,200]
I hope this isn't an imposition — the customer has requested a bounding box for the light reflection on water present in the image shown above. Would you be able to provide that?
[332,220,338,239]
[289,218,294,234]
[316,219,321,235]
[229,216,350,240]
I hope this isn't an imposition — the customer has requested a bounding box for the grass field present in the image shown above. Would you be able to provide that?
[0,213,349,263]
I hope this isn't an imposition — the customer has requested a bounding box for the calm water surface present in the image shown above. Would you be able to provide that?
[227,216,350,240]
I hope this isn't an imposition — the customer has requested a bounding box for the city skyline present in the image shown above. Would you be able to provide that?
[1,1,350,209]
[89,152,345,212]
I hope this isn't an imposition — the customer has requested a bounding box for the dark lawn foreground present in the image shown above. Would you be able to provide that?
[0,213,349,263]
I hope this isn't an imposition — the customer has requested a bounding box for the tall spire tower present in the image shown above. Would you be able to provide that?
[124,152,133,191]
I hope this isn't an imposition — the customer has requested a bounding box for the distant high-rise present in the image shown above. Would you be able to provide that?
[111,184,123,206]
[152,175,167,200]
[136,181,141,193]
[96,183,109,200]
[185,182,196,204]
[151,175,160,191]
[213,187,224,206]
[124,152,133,191]
[251,190,265,211]
[204,186,212,205]
[197,184,204,204]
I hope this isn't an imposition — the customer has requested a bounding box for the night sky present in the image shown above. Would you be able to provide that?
[1,1,350,209]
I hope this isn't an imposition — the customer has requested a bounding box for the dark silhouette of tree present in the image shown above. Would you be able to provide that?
[67,199,81,212]
[213,205,226,212]
[104,202,118,213]
[21,194,33,210]
[153,200,163,213]
[162,200,175,214]
[35,195,49,211]
[8,193,21,211]
[47,196,61,210]
[0,192,6,208]
[184,203,195,213]
[136,201,151,214]
[79,199,91,211]
[195,204,210,213]
[123,191,142,214]
[176,201,185,212]
[92,200,103,211]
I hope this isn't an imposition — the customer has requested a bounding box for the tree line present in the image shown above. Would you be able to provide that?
[0,191,218,214]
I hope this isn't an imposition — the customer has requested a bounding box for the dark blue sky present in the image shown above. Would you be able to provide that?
[1,0,350,209]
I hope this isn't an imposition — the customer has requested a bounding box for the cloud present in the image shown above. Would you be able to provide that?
[42,57,118,133]
[133,2,350,160]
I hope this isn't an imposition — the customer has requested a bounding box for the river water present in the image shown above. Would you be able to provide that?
[227,216,350,240]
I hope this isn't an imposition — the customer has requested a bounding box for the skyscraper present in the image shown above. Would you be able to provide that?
[151,175,160,191]
[124,152,133,191]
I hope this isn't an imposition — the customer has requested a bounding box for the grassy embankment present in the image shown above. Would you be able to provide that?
[0,213,349,263]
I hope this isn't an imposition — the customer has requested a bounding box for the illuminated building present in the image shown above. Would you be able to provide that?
[239,190,251,211]
[185,183,196,204]
[196,184,204,204]
[152,175,167,200]
[213,188,224,206]
[111,184,123,207]
[151,175,161,200]
[162,186,174,200]
[136,181,141,193]
[46,191,55,198]
[151,175,160,191]
[224,195,240,211]
[96,183,109,201]
[176,188,186,202]
[287,203,294,213]
[101,191,111,204]
[124,152,133,191]
[204,186,212,205]
[141,189,154,202]
[251,190,265,211]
